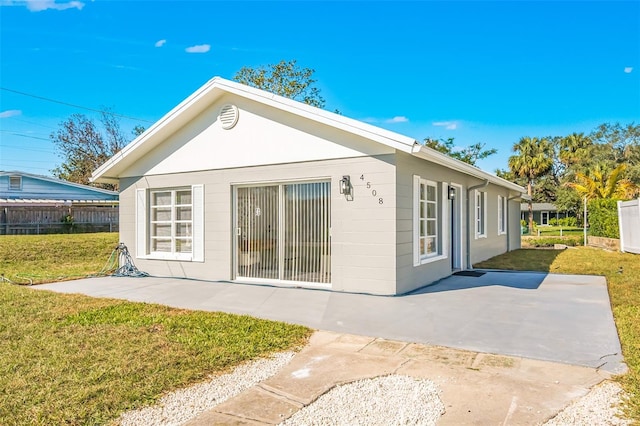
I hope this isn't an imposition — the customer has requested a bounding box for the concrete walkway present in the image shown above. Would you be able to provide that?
[185,331,610,425]
[36,271,626,373]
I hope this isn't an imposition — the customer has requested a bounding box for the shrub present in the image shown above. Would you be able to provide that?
[548,217,578,227]
[522,236,583,247]
[588,199,620,239]
[558,216,578,227]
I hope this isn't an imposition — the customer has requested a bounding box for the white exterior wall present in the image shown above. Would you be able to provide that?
[508,198,522,252]
[114,93,522,295]
[395,153,518,294]
[117,95,400,295]
[119,94,393,179]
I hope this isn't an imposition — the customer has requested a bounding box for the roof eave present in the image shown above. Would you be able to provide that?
[411,144,527,195]
[91,77,417,182]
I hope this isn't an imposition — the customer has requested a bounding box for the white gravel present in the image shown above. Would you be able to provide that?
[117,351,295,426]
[279,375,445,426]
[117,351,631,426]
[543,381,630,426]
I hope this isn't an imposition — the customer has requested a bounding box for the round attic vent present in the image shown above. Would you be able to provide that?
[219,104,239,129]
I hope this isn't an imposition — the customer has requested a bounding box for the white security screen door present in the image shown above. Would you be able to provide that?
[235,181,331,284]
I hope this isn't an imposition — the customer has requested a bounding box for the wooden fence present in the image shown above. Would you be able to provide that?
[0,205,119,235]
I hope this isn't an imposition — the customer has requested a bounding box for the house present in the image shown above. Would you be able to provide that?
[92,77,526,295]
[0,171,119,234]
[520,203,572,226]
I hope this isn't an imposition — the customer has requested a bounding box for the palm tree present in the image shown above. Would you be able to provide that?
[558,132,592,169]
[508,137,554,232]
[565,163,640,200]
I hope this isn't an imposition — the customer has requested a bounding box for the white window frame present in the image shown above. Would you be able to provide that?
[541,211,549,226]
[498,195,507,235]
[475,190,487,239]
[136,185,204,262]
[9,175,22,191]
[413,176,448,266]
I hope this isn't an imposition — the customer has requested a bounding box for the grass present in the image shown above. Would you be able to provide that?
[0,233,312,424]
[0,233,119,283]
[475,247,640,421]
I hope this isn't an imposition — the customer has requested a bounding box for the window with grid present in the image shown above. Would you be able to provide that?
[150,189,193,255]
[418,179,438,259]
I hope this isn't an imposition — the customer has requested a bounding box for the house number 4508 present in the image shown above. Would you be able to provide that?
[360,175,384,204]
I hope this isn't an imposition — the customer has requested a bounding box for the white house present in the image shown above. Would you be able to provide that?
[92,77,525,295]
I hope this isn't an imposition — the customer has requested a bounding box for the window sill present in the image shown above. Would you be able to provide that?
[139,253,193,262]
[418,253,448,266]
[475,234,487,239]
[498,231,507,236]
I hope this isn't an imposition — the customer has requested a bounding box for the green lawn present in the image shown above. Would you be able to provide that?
[0,234,312,424]
[475,247,640,421]
[0,233,119,284]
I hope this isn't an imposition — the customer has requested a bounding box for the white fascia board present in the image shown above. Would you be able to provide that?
[92,77,416,183]
[411,144,527,195]
[92,81,222,183]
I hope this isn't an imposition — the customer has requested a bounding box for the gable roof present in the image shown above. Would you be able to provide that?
[0,171,118,199]
[520,203,558,211]
[91,77,525,194]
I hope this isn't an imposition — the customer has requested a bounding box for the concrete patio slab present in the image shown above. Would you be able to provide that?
[35,270,626,373]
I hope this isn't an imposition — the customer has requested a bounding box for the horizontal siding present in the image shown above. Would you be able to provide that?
[394,152,513,294]
[119,154,398,295]
[1,175,117,201]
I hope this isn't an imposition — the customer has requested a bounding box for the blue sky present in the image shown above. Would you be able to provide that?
[1,0,638,176]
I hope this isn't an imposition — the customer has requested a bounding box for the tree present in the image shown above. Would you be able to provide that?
[50,109,130,191]
[233,59,325,108]
[132,125,146,138]
[558,132,593,171]
[508,136,554,231]
[423,137,497,166]
[565,163,639,200]
[591,122,640,163]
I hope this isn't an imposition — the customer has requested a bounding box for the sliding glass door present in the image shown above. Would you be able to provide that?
[235,181,331,284]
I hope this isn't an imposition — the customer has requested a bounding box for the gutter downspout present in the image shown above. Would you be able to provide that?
[466,180,489,270]
[506,194,521,252]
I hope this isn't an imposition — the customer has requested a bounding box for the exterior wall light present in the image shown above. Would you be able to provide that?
[339,175,352,198]
[448,186,456,200]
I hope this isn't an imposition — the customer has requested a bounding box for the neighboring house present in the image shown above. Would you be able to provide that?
[520,203,572,226]
[0,171,119,234]
[92,77,526,295]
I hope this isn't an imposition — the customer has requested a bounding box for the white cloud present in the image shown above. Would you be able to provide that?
[185,44,210,54]
[385,116,409,123]
[155,39,166,48]
[624,67,633,74]
[0,109,22,118]
[22,0,84,11]
[432,121,458,130]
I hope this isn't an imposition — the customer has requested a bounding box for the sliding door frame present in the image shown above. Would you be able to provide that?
[232,178,332,287]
